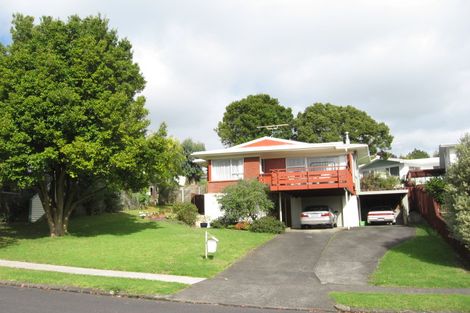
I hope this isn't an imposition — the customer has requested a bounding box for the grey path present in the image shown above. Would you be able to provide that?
[0,259,205,284]
[0,285,307,313]
[171,226,417,311]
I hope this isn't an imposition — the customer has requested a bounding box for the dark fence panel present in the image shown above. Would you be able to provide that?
[192,194,204,215]
[408,186,470,261]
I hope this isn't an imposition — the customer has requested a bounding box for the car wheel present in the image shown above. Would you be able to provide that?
[301,225,306,229]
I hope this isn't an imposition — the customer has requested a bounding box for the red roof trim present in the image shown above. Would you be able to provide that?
[240,139,294,148]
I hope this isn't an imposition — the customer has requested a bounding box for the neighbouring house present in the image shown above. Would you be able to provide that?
[192,136,370,228]
[359,157,440,183]
[439,144,457,171]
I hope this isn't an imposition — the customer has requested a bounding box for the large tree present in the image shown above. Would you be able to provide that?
[403,148,430,159]
[0,14,176,236]
[181,138,205,184]
[215,94,294,146]
[294,103,393,154]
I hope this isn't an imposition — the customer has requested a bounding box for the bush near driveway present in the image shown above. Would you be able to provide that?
[250,216,285,234]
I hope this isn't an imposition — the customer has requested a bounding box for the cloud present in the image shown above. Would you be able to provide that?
[0,0,468,154]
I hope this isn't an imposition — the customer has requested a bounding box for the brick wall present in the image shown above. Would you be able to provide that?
[207,157,261,193]
[244,157,260,179]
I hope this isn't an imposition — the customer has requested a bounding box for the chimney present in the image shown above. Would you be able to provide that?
[344,132,350,144]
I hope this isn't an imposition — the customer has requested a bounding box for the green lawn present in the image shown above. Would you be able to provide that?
[330,224,470,312]
[0,267,186,295]
[0,210,274,294]
[330,292,470,313]
[371,224,470,288]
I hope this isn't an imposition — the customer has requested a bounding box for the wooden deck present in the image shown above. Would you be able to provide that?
[259,166,355,194]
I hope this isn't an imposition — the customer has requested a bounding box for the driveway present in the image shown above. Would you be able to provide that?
[171,226,415,310]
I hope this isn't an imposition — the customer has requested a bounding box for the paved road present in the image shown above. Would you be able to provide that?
[172,226,416,311]
[0,285,307,313]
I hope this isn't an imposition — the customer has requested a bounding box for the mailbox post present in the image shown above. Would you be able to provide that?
[205,231,219,259]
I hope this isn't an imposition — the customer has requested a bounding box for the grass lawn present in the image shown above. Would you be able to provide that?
[0,210,275,294]
[0,267,186,295]
[370,224,469,288]
[330,292,470,313]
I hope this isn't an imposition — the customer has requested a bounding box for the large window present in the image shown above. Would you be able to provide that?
[211,158,244,181]
[286,156,346,172]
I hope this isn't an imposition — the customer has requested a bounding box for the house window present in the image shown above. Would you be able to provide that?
[211,158,244,181]
[389,166,400,176]
[287,156,345,172]
[286,157,306,172]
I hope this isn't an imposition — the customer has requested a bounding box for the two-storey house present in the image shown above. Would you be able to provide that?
[193,136,369,228]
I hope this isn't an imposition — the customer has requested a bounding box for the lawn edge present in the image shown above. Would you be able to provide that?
[0,279,173,301]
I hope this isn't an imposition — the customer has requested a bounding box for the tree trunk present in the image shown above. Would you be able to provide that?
[37,170,75,237]
[37,172,105,237]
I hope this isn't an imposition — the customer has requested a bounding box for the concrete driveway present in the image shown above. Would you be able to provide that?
[171,226,415,310]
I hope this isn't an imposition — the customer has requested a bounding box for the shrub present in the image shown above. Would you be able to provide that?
[424,177,447,205]
[250,216,285,234]
[172,203,198,226]
[234,221,251,230]
[360,173,400,191]
[445,133,470,248]
[218,179,274,221]
[210,216,237,229]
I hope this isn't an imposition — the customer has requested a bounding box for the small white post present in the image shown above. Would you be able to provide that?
[278,192,283,222]
[204,231,208,259]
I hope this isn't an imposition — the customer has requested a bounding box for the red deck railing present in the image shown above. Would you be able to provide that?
[258,166,355,194]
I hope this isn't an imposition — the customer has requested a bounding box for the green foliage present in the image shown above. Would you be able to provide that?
[403,148,430,159]
[294,103,393,154]
[0,14,182,236]
[360,173,400,191]
[250,216,285,234]
[372,225,469,288]
[172,202,198,226]
[215,94,294,146]
[219,180,274,221]
[424,177,447,205]
[445,133,470,248]
[210,215,237,229]
[181,138,205,184]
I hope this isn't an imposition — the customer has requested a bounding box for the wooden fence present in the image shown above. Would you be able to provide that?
[408,186,470,261]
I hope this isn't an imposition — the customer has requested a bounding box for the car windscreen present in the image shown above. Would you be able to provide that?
[369,206,392,211]
[302,206,329,212]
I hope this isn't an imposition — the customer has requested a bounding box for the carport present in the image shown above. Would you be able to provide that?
[358,189,409,225]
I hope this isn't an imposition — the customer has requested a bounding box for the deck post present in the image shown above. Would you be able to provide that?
[278,192,283,222]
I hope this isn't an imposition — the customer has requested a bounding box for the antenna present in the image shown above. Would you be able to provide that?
[257,124,290,136]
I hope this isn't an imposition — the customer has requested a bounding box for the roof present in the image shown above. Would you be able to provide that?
[192,136,370,161]
[360,157,440,170]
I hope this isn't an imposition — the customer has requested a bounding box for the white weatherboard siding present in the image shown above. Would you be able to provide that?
[204,193,223,221]
[342,195,360,227]
[29,194,44,222]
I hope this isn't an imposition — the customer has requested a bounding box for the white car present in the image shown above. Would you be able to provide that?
[367,205,396,225]
[300,205,338,228]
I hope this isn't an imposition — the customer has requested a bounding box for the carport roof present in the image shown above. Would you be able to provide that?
[358,189,409,195]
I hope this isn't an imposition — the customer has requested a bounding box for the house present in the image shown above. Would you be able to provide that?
[192,136,370,228]
[439,144,457,171]
[359,157,440,183]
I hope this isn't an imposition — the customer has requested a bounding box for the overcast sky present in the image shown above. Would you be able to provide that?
[1,0,469,156]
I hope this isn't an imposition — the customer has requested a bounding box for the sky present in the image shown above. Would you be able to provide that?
[0,0,469,156]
